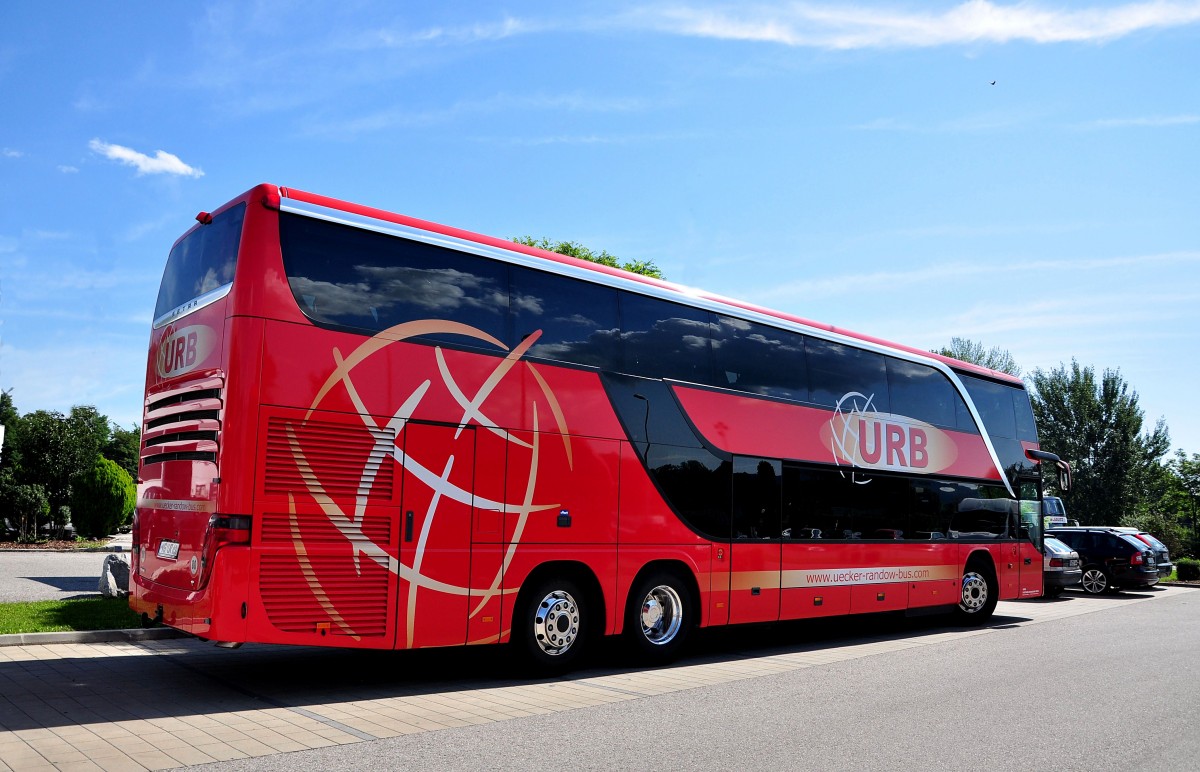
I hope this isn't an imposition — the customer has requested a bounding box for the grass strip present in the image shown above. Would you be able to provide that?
[0,597,140,635]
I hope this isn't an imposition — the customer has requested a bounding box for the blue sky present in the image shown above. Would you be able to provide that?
[2,1,1198,455]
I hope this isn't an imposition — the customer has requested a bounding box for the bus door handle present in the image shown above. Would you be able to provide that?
[1024,557,1032,565]
[404,511,414,542]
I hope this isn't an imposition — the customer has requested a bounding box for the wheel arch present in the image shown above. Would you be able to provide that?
[618,559,702,637]
[514,560,608,639]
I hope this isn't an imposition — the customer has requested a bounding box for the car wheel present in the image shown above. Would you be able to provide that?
[1080,567,1109,595]
[625,570,693,664]
[514,577,589,674]
[955,565,998,624]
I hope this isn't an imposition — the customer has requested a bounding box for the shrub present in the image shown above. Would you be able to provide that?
[69,456,135,539]
[1177,557,1200,582]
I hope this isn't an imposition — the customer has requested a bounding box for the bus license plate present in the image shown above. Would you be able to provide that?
[157,540,180,560]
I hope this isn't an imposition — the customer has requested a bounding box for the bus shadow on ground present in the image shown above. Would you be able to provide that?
[0,607,1038,734]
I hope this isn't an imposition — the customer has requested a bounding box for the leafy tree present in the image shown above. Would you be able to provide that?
[513,236,665,279]
[935,337,1021,376]
[70,456,135,538]
[1167,451,1200,555]
[1029,360,1169,526]
[0,390,21,481]
[12,406,113,531]
[104,425,141,481]
[7,483,49,543]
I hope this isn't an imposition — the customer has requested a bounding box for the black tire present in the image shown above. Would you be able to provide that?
[513,576,590,674]
[624,570,694,665]
[955,564,998,624]
[1080,566,1109,595]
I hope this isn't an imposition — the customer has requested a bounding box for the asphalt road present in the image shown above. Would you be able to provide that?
[0,550,112,602]
[188,588,1200,772]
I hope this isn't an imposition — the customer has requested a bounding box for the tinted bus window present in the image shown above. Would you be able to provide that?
[960,375,1017,439]
[806,340,890,414]
[155,202,245,323]
[733,457,782,539]
[510,266,619,369]
[887,359,957,428]
[712,316,808,401]
[619,293,715,383]
[1014,390,1038,442]
[646,445,731,540]
[280,214,509,347]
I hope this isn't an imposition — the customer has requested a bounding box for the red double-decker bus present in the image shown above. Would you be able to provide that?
[132,184,1070,670]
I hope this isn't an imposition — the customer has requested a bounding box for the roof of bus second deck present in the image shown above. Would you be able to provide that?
[273,184,1025,389]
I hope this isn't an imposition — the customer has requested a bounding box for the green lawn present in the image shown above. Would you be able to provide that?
[0,597,141,635]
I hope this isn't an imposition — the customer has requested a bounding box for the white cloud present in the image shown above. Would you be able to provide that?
[357,16,543,49]
[2,148,23,158]
[628,1,1200,49]
[1087,114,1200,128]
[88,139,204,178]
[57,165,79,174]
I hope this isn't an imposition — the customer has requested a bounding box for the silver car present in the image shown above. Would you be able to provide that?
[1043,536,1082,597]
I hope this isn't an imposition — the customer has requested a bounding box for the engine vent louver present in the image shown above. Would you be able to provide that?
[264,418,396,499]
[259,553,389,637]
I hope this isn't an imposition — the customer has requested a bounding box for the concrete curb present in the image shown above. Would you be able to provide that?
[0,627,188,647]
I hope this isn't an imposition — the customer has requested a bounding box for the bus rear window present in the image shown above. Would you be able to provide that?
[154,203,245,326]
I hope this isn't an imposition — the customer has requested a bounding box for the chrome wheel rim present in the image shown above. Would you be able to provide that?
[1081,569,1107,594]
[532,590,580,656]
[959,571,988,613]
[639,584,684,646]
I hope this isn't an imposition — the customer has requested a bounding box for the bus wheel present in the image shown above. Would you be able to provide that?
[625,571,692,664]
[955,566,997,624]
[515,577,588,673]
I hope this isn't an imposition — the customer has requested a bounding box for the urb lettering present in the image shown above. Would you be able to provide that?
[856,419,929,468]
[156,325,214,378]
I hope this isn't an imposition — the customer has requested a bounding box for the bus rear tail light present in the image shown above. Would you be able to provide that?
[1048,558,1063,567]
[131,510,141,572]
[198,515,252,587]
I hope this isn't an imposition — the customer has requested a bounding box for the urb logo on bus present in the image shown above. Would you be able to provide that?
[156,325,216,379]
[821,392,958,476]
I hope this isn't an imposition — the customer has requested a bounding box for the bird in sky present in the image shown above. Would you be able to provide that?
[990,80,997,85]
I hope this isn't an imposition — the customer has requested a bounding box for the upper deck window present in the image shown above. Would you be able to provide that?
[280,212,509,348]
[154,203,245,326]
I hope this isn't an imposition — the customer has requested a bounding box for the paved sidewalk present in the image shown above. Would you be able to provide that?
[0,585,1192,771]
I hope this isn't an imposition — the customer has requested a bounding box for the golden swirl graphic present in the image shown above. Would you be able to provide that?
[285,319,573,646]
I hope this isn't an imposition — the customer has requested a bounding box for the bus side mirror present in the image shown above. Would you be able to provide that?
[1055,459,1072,492]
[1024,448,1072,493]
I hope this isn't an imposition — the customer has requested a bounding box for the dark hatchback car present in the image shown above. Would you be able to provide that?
[1048,527,1159,594]
[1111,527,1174,579]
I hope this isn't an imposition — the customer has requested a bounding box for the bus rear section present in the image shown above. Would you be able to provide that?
[131,197,253,640]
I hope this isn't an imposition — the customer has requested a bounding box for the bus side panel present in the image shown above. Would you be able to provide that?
[780,542,960,619]
[503,432,620,546]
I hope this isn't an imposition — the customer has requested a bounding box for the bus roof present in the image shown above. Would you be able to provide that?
[273,184,1024,388]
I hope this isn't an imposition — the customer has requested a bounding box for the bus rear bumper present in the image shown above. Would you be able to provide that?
[130,546,251,642]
